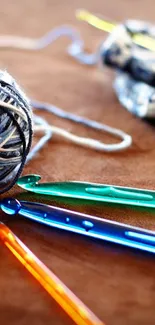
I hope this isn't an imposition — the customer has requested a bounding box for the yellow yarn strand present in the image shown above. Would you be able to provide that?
[76,9,155,52]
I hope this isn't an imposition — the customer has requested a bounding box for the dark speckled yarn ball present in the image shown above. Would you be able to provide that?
[0,70,33,194]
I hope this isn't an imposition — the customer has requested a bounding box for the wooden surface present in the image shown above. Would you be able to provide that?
[1,1,155,324]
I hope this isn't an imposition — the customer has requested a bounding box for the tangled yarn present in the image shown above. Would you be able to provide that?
[0,70,32,194]
[0,23,136,194]
[0,19,154,118]
[98,20,155,117]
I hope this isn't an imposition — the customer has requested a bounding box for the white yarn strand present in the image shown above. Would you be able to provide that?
[0,25,98,65]
[32,100,132,152]
[0,26,132,155]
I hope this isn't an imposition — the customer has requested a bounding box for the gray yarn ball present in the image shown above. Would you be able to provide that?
[0,70,33,194]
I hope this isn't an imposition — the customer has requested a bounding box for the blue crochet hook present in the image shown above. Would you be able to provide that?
[2,198,155,254]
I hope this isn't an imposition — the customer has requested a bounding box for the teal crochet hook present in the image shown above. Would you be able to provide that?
[17,174,155,209]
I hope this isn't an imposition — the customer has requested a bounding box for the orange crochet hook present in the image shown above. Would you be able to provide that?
[0,222,104,325]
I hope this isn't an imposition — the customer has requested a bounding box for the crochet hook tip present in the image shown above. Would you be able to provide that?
[1,198,21,215]
[16,174,41,186]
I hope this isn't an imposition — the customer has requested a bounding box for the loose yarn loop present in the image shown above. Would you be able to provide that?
[0,25,132,153]
[0,17,154,185]
[32,100,132,152]
[0,25,98,65]
[0,24,135,193]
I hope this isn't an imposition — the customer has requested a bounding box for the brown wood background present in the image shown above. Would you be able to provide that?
[1,1,155,324]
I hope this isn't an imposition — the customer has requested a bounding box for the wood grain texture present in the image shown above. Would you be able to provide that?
[0,1,155,324]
